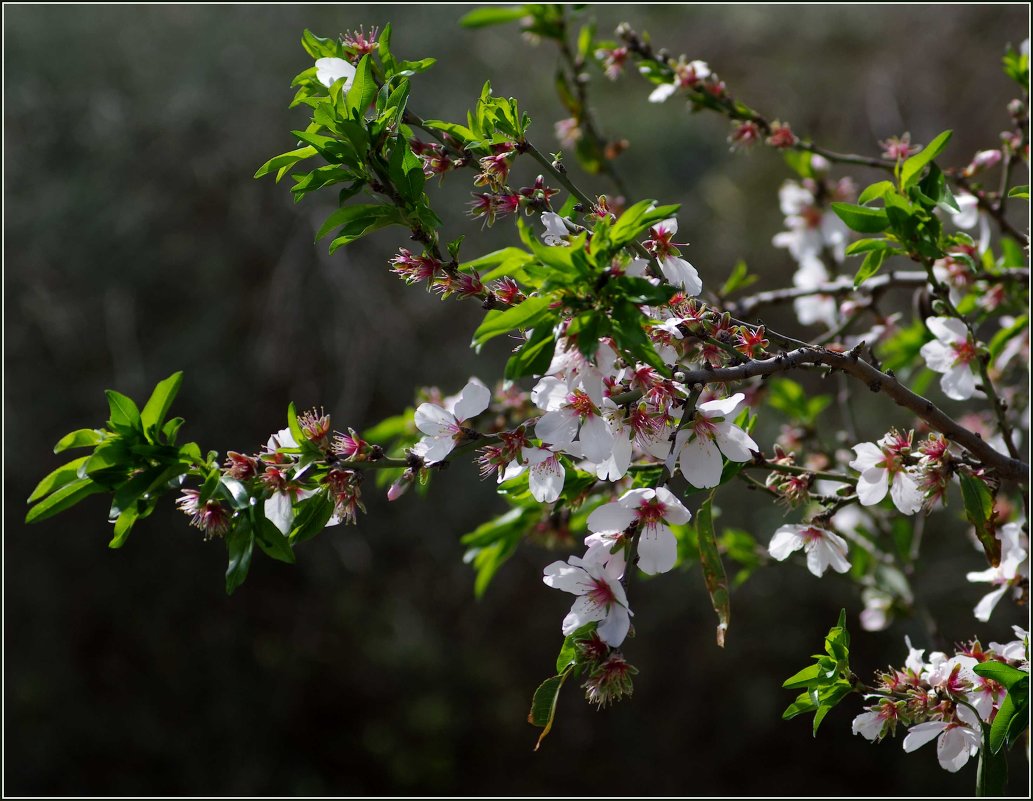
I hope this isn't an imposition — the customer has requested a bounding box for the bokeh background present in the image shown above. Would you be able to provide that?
[5,4,1029,796]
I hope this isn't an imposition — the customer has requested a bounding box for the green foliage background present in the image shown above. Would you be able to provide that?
[5,4,1028,795]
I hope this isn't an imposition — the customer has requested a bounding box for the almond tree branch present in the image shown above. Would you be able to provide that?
[680,347,1028,481]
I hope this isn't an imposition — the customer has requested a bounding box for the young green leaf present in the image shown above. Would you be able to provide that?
[696,492,730,647]
[460,6,529,28]
[830,203,890,234]
[900,130,953,189]
[225,522,255,595]
[141,371,184,437]
[105,390,142,432]
[25,477,104,524]
[27,456,89,504]
[527,668,572,750]
[472,295,553,348]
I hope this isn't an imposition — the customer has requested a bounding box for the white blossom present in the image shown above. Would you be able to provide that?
[542,556,632,646]
[919,316,980,401]
[768,523,851,577]
[413,378,491,464]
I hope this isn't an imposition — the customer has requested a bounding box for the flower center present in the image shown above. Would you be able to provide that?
[636,498,666,526]
[951,339,976,366]
[586,577,617,608]
[567,390,598,419]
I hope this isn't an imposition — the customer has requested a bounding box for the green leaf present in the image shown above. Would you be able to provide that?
[989,315,1028,363]
[830,203,889,234]
[254,146,318,180]
[959,473,999,566]
[555,623,598,674]
[345,55,377,117]
[844,238,891,256]
[608,276,678,306]
[719,260,758,298]
[326,206,407,253]
[1007,184,1029,199]
[460,6,529,28]
[25,477,104,524]
[54,428,104,453]
[527,669,572,750]
[854,247,887,287]
[976,737,1010,796]
[255,517,297,564]
[301,29,340,59]
[225,521,255,595]
[28,456,89,504]
[105,390,141,432]
[987,677,1028,753]
[782,689,819,720]
[900,130,952,189]
[782,663,825,690]
[696,492,730,647]
[857,180,896,205]
[285,402,306,452]
[288,492,336,544]
[140,371,183,437]
[109,506,139,549]
[505,325,557,380]
[609,200,680,248]
[472,295,553,348]
[973,661,1029,690]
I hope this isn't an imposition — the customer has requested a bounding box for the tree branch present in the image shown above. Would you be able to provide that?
[680,347,1029,481]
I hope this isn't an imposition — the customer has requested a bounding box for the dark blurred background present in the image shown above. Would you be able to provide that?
[5,4,1029,796]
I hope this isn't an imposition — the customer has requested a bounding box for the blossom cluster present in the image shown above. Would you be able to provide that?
[852,629,1029,773]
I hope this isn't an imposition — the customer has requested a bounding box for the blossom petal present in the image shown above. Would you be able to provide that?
[648,82,677,103]
[936,726,978,773]
[587,502,637,534]
[578,414,614,463]
[855,466,889,507]
[414,403,456,437]
[713,421,756,462]
[660,256,703,296]
[941,365,977,401]
[679,433,724,488]
[543,560,588,593]
[535,410,578,448]
[596,604,631,646]
[529,457,565,503]
[637,523,678,575]
[451,378,491,422]
[889,472,924,515]
[920,340,956,373]
[902,721,948,753]
[530,375,569,412]
[926,316,968,345]
[654,486,691,525]
[563,594,608,634]
[698,393,745,420]
[768,526,805,561]
[265,492,294,535]
[315,57,356,89]
[416,434,456,465]
[849,442,883,472]
[972,585,1009,623]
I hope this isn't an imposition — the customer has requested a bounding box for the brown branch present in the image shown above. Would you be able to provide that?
[680,347,1029,482]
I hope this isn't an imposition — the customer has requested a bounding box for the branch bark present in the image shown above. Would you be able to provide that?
[680,347,1029,482]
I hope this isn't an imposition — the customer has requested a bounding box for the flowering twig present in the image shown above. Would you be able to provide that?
[680,348,1028,481]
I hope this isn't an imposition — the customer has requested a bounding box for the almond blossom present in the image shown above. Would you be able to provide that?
[542,556,632,646]
[667,393,757,488]
[901,704,982,773]
[532,376,615,463]
[919,316,981,401]
[647,58,711,103]
[848,430,924,515]
[315,57,357,90]
[500,445,566,504]
[644,218,703,295]
[585,487,691,576]
[965,521,1029,621]
[767,523,851,577]
[413,378,491,464]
